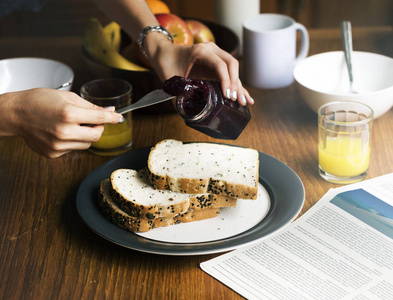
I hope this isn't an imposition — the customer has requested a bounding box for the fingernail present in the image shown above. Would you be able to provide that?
[240,95,247,104]
[118,116,125,123]
[104,106,116,111]
[249,97,255,104]
[226,88,231,99]
[232,90,237,100]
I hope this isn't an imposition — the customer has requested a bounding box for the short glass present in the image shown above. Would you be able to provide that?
[80,78,133,156]
[318,101,374,184]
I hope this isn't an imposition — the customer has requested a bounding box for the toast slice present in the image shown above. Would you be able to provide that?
[147,139,259,199]
[110,168,237,219]
[98,179,220,232]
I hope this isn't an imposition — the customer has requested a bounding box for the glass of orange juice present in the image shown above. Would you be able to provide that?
[318,101,374,184]
[80,78,133,156]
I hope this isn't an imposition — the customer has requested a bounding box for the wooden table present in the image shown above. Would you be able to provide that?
[1,27,393,299]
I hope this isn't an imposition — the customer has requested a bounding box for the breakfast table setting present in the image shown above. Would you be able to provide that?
[1,11,393,299]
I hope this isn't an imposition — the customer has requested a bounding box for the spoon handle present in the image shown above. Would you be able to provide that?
[341,21,354,83]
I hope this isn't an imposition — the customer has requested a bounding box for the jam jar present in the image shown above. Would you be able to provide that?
[164,76,251,140]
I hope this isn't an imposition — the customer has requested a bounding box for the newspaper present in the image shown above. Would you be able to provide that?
[201,173,393,300]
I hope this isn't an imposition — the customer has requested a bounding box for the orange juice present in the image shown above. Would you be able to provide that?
[80,78,133,156]
[318,136,370,177]
[90,118,132,156]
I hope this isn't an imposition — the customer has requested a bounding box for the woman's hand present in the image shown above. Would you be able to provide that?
[147,39,254,106]
[92,0,254,106]
[1,88,123,158]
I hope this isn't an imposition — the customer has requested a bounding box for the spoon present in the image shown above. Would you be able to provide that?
[341,21,357,93]
[55,82,72,90]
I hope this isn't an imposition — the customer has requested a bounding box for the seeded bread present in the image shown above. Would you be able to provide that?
[110,168,237,219]
[98,179,220,232]
[147,139,259,199]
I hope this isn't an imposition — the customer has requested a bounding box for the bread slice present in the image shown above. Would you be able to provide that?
[110,168,237,219]
[98,179,220,232]
[147,139,259,199]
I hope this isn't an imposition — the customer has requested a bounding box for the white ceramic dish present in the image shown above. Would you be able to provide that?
[137,182,271,244]
[76,144,305,256]
[294,51,393,118]
[0,57,74,93]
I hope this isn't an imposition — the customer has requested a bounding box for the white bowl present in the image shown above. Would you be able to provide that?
[294,51,393,118]
[0,57,74,94]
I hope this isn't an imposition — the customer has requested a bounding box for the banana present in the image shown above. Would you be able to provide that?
[83,18,148,72]
[103,21,121,52]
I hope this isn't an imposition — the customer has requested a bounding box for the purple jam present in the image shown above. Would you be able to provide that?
[164,76,251,140]
[164,76,207,116]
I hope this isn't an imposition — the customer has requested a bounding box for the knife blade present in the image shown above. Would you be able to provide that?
[116,89,175,115]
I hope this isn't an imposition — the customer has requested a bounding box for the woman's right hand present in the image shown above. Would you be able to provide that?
[1,88,123,158]
[148,40,254,106]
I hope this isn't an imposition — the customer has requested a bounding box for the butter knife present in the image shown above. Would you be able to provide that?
[116,89,175,115]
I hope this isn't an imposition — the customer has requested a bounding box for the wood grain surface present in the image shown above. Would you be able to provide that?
[1,27,393,300]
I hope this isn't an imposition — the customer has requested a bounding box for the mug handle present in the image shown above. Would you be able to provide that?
[294,23,309,63]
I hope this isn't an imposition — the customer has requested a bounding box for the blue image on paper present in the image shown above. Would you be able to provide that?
[330,189,393,239]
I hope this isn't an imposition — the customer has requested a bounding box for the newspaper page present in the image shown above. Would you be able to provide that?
[200,173,393,300]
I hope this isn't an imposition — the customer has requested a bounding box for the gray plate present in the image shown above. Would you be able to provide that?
[76,144,305,256]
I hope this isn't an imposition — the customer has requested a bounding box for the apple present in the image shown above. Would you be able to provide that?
[155,14,194,45]
[186,20,215,43]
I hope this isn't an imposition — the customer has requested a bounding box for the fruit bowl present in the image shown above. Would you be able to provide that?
[82,19,239,113]
[294,51,393,119]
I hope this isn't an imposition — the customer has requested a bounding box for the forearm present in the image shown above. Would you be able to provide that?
[91,0,254,105]
[92,0,158,40]
[92,0,172,67]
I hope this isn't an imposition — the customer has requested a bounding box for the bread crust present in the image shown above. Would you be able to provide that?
[147,139,259,200]
[98,179,220,232]
[110,169,237,219]
[110,169,190,219]
[190,193,237,209]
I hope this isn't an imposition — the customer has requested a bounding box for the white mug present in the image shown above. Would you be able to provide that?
[243,14,309,89]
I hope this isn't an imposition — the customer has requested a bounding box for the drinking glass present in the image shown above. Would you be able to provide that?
[318,101,374,184]
[80,78,133,156]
